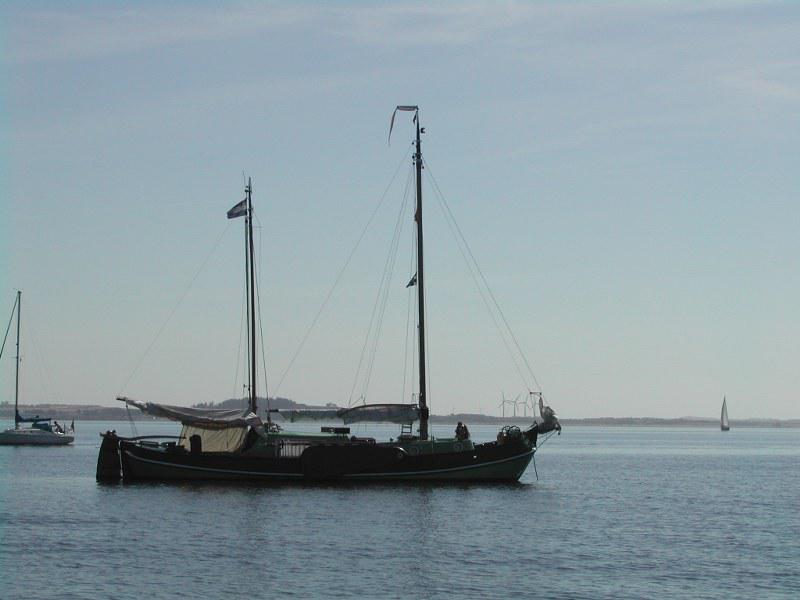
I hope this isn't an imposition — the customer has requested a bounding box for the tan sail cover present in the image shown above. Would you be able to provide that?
[178,425,250,452]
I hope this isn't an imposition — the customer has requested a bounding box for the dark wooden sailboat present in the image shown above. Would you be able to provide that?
[96,107,560,482]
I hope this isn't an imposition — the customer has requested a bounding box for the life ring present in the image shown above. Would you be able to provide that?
[408,446,419,456]
[453,442,463,452]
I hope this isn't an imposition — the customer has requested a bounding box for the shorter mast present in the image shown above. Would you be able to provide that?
[228,181,259,416]
[246,178,257,415]
[14,291,21,429]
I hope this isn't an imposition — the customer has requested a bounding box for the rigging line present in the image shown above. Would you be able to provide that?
[253,227,270,409]
[425,159,542,392]
[232,262,247,399]
[423,265,432,416]
[411,255,418,405]
[401,232,415,403]
[363,170,413,395]
[126,402,139,438]
[254,217,272,415]
[426,173,530,393]
[119,222,233,395]
[361,173,412,401]
[253,212,270,406]
[349,165,414,405]
[363,166,413,399]
[0,293,19,362]
[274,145,413,395]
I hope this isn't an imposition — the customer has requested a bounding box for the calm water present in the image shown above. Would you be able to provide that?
[1,420,798,599]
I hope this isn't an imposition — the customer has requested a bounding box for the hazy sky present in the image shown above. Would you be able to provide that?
[2,1,798,419]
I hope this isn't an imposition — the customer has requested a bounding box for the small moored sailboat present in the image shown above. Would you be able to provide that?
[720,396,730,432]
[0,291,74,446]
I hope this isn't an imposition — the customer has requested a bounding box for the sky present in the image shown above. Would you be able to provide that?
[1,1,799,419]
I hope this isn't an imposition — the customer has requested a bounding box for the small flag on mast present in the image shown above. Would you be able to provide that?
[227,198,248,219]
[406,273,417,288]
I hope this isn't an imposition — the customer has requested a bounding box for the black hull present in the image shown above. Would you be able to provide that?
[98,433,538,483]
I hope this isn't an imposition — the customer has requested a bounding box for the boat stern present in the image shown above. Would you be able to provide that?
[96,431,122,482]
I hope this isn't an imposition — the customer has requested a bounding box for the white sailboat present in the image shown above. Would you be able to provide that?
[0,291,74,445]
[720,396,730,432]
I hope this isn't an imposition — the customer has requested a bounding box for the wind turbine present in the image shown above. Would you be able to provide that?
[511,394,520,418]
[518,393,528,418]
[498,393,513,418]
[523,392,539,418]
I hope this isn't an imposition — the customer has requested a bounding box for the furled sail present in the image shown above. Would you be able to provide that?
[117,396,263,430]
[282,403,420,424]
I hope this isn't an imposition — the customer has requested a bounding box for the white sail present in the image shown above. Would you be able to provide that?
[721,397,730,431]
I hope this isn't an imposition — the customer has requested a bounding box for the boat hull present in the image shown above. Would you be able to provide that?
[0,428,74,445]
[100,433,538,483]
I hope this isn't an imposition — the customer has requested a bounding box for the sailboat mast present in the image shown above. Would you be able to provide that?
[246,178,257,415]
[414,111,429,440]
[14,291,21,429]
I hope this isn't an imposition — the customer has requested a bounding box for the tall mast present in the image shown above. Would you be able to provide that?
[389,105,429,438]
[246,178,257,414]
[413,110,429,440]
[14,291,21,429]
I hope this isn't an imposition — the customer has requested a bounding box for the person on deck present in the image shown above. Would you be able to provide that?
[455,422,464,440]
[461,423,470,440]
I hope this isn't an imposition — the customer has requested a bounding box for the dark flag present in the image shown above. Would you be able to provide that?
[406,273,417,288]
[70,419,75,432]
[227,198,248,219]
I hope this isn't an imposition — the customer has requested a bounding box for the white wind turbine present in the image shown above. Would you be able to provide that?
[498,393,515,418]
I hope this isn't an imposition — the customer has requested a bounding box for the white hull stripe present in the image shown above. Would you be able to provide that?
[124,448,535,479]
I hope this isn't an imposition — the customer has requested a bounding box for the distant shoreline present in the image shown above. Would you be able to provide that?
[435,415,800,427]
[2,403,798,427]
